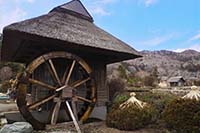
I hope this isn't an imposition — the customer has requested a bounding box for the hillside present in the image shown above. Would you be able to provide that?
[108,50,200,81]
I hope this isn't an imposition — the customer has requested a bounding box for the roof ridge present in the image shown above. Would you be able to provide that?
[50,0,93,22]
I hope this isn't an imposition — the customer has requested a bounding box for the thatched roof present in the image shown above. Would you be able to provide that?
[1,0,141,64]
[168,76,185,83]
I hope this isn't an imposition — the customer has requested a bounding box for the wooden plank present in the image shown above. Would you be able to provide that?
[51,101,61,125]
[62,65,69,84]
[28,94,56,110]
[65,60,76,85]
[29,78,56,90]
[92,62,107,106]
[66,101,81,133]
[43,58,59,85]
[56,85,68,92]
[78,60,92,74]
[71,77,91,88]
[72,98,78,121]
[76,96,92,103]
[48,59,62,86]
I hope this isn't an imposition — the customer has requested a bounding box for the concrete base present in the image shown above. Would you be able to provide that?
[4,110,70,124]
[4,106,107,123]
[89,106,107,120]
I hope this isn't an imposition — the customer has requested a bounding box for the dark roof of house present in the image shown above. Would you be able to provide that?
[50,0,93,22]
[1,0,141,64]
[168,76,185,83]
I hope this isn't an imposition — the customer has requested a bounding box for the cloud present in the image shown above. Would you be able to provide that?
[0,5,27,32]
[189,33,200,41]
[91,7,111,16]
[0,0,39,32]
[137,0,158,7]
[137,33,176,47]
[99,0,116,4]
[27,0,35,3]
[144,0,157,7]
[173,44,200,52]
[85,0,117,16]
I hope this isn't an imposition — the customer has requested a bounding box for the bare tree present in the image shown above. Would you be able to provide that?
[0,66,13,81]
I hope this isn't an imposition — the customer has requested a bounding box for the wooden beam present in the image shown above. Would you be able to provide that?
[62,65,69,84]
[55,84,68,92]
[66,101,81,133]
[71,98,78,121]
[51,101,61,125]
[29,78,56,90]
[75,96,92,103]
[28,94,56,110]
[65,60,76,85]
[43,58,58,85]
[48,59,62,86]
[71,77,91,88]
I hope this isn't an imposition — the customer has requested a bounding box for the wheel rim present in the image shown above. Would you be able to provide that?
[16,51,96,130]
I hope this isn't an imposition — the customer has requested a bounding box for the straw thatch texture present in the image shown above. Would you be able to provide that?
[2,2,141,64]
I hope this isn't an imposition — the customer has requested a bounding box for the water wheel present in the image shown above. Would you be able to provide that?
[16,51,96,130]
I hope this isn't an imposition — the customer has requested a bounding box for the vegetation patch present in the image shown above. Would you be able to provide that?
[106,103,157,131]
[106,93,158,131]
[107,78,126,101]
[162,98,200,133]
[137,92,177,114]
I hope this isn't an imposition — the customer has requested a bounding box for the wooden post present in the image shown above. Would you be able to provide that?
[66,101,81,133]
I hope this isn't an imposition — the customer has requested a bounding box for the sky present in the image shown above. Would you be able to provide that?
[0,0,200,52]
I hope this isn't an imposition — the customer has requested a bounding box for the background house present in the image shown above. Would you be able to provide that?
[168,76,185,87]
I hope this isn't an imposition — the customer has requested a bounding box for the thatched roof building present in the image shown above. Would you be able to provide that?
[1,0,141,64]
[168,76,185,87]
[1,0,142,124]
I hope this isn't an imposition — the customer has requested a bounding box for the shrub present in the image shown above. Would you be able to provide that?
[0,66,13,81]
[110,93,130,110]
[117,65,128,79]
[162,98,200,133]
[143,76,155,87]
[1,80,11,93]
[137,92,177,114]
[108,78,125,101]
[106,104,157,131]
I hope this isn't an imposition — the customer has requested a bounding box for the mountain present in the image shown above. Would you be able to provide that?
[108,50,200,80]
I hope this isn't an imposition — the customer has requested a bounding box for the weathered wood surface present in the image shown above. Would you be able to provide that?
[16,51,96,130]
[90,61,107,106]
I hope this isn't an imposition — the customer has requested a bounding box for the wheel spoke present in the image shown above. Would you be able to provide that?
[70,77,91,88]
[66,101,81,133]
[75,96,92,103]
[16,52,96,129]
[56,84,68,92]
[28,94,56,110]
[61,65,69,84]
[72,98,78,121]
[48,59,62,86]
[51,101,61,125]
[43,57,59,85]
[29,78,56,90]
[62,102,71,119]
[65,60,76,85]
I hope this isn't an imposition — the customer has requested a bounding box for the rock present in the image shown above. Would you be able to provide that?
[0,118,7,126]
[0,122,33,133]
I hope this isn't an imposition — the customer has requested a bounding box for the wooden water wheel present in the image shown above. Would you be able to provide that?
[16,51,96,130]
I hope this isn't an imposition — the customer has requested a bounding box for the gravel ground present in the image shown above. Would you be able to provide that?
[34,121,170,133]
